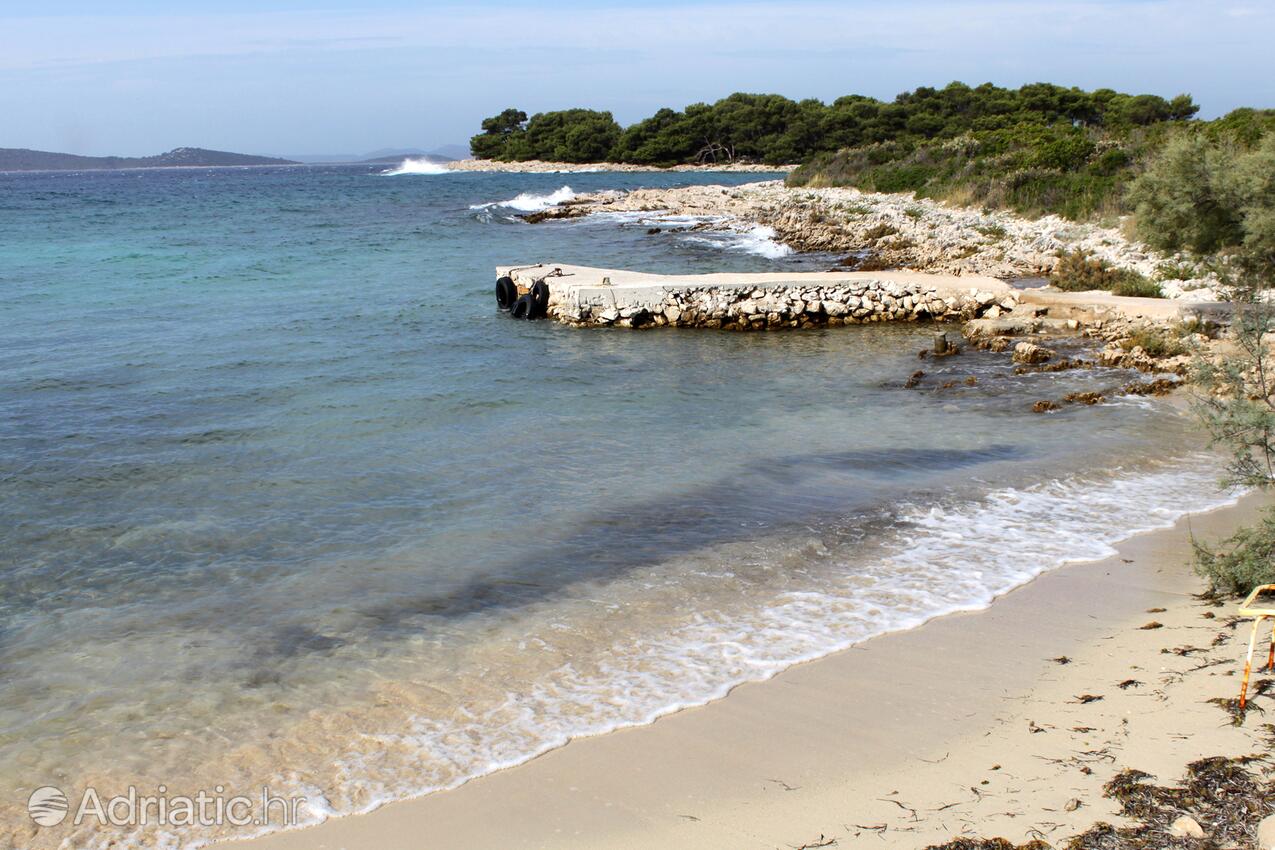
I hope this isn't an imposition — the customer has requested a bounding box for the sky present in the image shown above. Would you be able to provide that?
[2,0,1273,157]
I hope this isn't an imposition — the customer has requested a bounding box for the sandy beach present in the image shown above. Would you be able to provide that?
[236,492,1272,850]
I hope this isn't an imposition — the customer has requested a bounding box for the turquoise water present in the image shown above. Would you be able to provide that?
[0,164,1231,848]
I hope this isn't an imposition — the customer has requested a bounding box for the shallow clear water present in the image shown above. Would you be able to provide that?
[0,164,1231,848]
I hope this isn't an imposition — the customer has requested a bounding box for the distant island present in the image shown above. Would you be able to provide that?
[0,146,298,172]
[281,147,465,164]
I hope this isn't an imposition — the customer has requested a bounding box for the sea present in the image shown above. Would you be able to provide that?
[0,161,1234,848]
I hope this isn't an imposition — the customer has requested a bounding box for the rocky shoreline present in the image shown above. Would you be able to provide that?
[446,159,795,174]
[503,261,1222,417]
[526,180,1221,300]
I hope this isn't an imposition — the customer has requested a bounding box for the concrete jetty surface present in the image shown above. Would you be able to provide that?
[497,264,1223,329]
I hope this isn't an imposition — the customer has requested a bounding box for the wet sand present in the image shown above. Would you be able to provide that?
[236,492,1271,850]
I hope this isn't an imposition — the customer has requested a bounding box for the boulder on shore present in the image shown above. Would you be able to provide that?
[1012,342,1055,365]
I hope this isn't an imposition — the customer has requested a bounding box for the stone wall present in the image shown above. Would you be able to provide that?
[548,280,1021,329]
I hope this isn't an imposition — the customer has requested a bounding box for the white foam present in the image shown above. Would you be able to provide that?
[585,210,793,257]
[707,223,795,258]
[380,158,449,176]
[469,186,576,213]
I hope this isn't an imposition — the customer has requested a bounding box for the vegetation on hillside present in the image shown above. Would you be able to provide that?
[790,101,1275,221]
[471,84,1274,223]
[472,83,1200,166]
[469,107,622,163]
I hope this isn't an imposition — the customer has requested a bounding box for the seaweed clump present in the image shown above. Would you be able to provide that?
[927,840,1051,850]
[1064,756,1274,850]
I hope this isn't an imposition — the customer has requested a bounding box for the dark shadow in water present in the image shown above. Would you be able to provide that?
[313,443,1025,656]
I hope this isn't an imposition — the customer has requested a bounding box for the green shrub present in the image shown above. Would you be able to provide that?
[1194,508,1275,596]
[1128,134,1244,253]
[1154,261,1198,281]
[1111,277,1164,298]
[1120,327,1186,356]
[1132,131,1275,270]
[870,164,937,193]
[863,223,898,240]
[1050,249,1159,296]
[1174,316,1211,338]
[1032,134,1096,170]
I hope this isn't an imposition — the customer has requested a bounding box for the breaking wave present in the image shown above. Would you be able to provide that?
[380,158,449,176]
[680,223,794,258]
[469,186,576,213]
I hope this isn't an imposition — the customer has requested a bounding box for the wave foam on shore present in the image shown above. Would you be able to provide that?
[681,223,794,258]
[469,186,576,212]
[586,211,794,258]
[249,457,1238,847]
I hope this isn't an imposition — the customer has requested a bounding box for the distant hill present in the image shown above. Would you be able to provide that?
[0,146,299,172]
[285,147,466,164]
[360,153,455,164]
[428,144,471,161]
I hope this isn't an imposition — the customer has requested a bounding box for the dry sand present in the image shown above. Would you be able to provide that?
[235,492,1273,850]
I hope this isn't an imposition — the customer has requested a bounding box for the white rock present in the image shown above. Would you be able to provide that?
[1012,342,1055,365]
[1170,816,1204,839]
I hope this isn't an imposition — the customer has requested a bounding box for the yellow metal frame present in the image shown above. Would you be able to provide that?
[1238,584,1275,709]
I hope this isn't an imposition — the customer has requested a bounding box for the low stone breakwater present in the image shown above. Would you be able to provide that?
[549,279,1020,329]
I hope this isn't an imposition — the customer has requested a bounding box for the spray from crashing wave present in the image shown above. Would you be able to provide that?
[680,223,795,259]
[469,186,576,213]
[380,158,450,176]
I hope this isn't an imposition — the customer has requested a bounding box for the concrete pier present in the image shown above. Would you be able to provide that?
[497,264,1227,330]
[498,264,1018,329]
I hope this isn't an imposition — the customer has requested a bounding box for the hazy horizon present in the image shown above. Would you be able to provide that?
[4,0,1274,158]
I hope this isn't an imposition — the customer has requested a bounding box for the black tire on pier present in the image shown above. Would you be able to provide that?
[528,281,550,319]
[495,275,518,311]
[511,293,532,319]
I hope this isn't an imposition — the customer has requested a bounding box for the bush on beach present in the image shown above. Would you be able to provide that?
[1119,327,1189,357]
[1134,128,1275,609]
[1049,249,1160,297]
[1194,513,1275,596]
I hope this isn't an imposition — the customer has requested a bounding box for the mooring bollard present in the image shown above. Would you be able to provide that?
[933,331,950,355]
